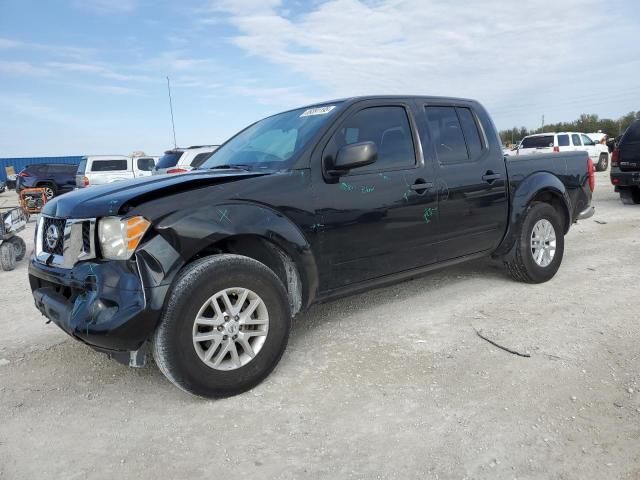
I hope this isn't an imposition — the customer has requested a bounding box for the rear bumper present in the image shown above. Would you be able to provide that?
[28,256,165,354]
[577,205,595,220]
[611,170,640,187]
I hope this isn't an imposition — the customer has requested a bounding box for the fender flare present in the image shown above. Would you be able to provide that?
[135,201,319,310]
[494,172,572,257]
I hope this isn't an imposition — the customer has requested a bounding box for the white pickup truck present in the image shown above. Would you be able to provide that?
[75,154,158,188]
[518,132,610,171]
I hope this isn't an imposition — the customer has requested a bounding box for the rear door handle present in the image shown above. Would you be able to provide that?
[482,172,502,183]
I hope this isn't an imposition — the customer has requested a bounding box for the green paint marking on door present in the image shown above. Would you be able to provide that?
[423,207,438,223]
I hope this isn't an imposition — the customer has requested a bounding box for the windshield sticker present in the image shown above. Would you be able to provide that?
[300,106,336,117]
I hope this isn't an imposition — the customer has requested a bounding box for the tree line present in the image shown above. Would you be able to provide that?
[499,111,640,146]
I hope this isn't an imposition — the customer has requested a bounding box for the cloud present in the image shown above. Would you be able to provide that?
[0,37,96,60]
[74,0,139,14]
[0,95,74,124]
[207,0,637,126]
[0,60,52,77]
[46,61,156,82]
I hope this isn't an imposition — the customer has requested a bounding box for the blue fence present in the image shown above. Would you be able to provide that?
[0,156,83,182]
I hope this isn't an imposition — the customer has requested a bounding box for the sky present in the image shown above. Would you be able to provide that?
[0,0,638,157]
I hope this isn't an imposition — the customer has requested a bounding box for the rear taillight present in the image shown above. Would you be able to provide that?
[553,146,560,153]
[611,148,620,167]
[587,157,595,192]
[83,176,89,187]
[166,168,187,174]
[17,171,30,177]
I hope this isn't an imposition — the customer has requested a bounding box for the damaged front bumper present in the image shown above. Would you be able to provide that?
[28,255,168,366]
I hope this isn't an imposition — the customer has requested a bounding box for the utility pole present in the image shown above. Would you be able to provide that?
[541,114,545,133]
[166,76,177,149]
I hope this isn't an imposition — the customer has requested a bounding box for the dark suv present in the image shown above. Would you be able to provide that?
[611,119,640,204]
[16,163,78,200]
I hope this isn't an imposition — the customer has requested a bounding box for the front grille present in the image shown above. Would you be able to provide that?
[42,217,66,255]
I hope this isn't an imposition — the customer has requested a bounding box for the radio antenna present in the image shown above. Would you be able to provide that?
[166,76,177,148]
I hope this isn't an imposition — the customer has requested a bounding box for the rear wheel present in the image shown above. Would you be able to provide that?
[38,183,56,200]
[0,242,17,271]
[503,202,565,283]
[152,254,291,398]
[9,236,26,261]
[596,153,608,171]
[620,187,640,205]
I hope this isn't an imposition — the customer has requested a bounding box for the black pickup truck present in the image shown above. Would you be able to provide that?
[28,96,595,398]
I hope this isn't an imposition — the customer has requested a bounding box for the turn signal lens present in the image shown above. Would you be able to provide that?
[98,216,151,260]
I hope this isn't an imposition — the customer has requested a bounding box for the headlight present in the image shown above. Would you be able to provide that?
[98,216,151,260]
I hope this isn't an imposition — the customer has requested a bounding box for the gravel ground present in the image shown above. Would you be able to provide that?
[1,171,639,479]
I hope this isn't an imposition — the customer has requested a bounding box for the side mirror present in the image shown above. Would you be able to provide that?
[332,141,377,173]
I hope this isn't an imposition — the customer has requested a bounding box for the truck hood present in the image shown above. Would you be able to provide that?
[44,170,271,219]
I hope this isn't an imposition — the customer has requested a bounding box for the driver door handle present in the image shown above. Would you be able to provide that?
[410,180,433,192]
[482,171,502,183]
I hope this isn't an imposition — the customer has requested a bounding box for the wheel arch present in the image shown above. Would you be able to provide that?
[494,172,571,257]
[136,202,319,316]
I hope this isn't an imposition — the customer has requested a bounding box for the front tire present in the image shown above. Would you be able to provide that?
[9,236,26,261]
[503,202,565,284]
[596,153,608,172]
[152,254,291,398]
[0,242,17,271]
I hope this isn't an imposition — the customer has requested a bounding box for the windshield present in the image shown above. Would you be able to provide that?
[157,151,183,169]
[200,104,341,171]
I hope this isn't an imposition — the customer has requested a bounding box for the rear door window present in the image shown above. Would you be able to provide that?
[571,134,582,146]
[90,159,128,172]
[521,135,554,149]
[425,106,469,164]
[157,152,183,169]
[557,135,570,147]
[136,157,156,171]
[456,107,484,160]
[190,152,213,169]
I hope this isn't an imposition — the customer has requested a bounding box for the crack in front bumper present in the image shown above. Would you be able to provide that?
[28,256,166,354]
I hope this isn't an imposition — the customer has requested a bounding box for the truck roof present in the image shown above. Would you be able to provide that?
[297,95,480,110]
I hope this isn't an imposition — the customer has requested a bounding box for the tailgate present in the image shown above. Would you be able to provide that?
[619,141,640,171]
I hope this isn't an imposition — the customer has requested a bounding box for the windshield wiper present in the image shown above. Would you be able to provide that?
[208,164,251,171]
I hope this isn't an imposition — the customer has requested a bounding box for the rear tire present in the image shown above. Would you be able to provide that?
[503,202,565,284]
[152,254,291,398]
[0,242,17,271]
[620,187,640,205]
[596,153,608,172]
[38,183,56,200]
[9,236,26,261]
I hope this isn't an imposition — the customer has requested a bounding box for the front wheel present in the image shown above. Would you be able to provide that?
[152,254,291,398]
[0,242,17,271]
[9,236,26,261]
[503,202,565,283]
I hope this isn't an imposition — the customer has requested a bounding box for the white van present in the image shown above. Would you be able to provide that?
[76,154,158,188]
[518,132,609,171]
